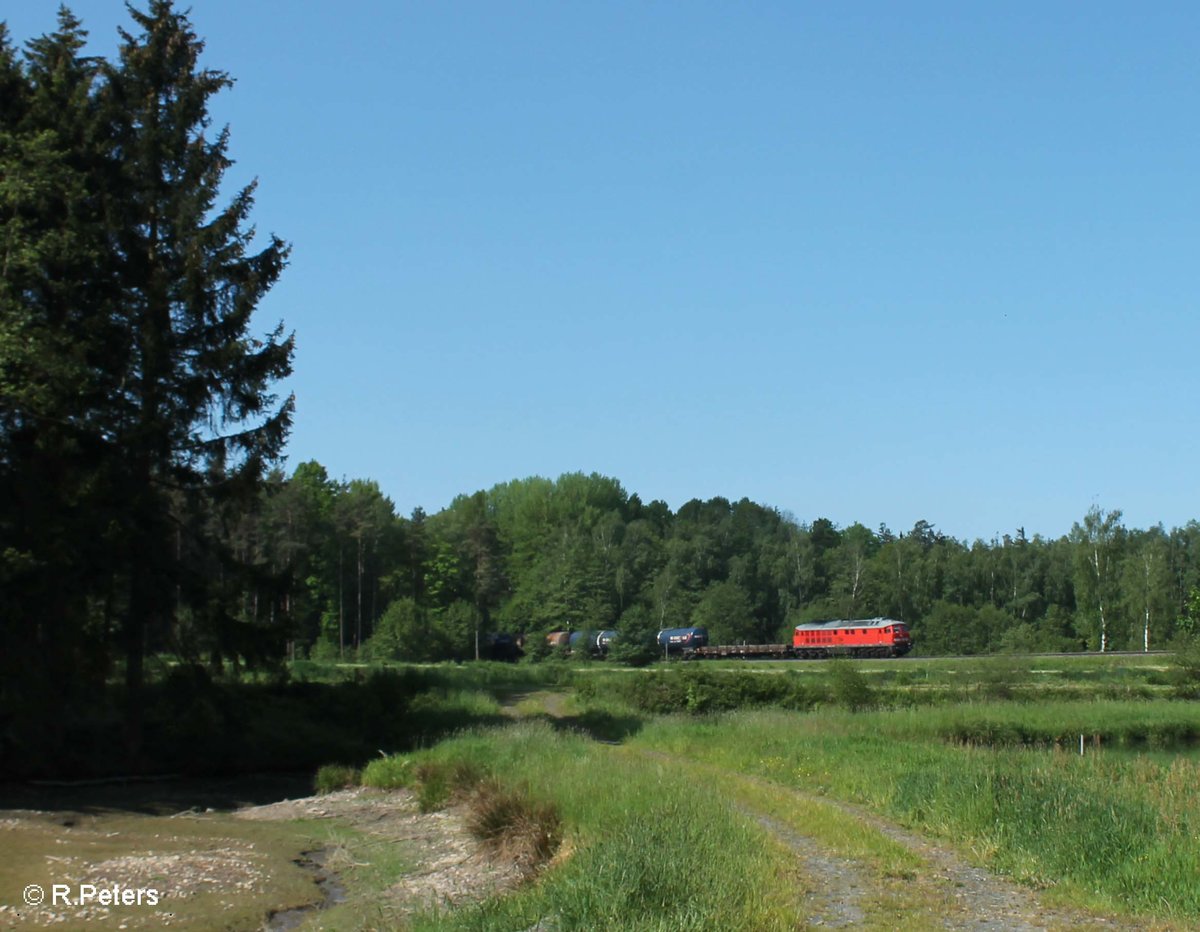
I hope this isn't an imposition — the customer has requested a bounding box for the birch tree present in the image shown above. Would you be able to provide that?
[1071,506,1124,652]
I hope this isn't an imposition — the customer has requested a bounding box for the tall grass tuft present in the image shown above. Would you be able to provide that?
[464,779,562,875]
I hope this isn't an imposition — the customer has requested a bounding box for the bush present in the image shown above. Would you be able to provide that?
[827,659,874,711]
[314,763,360,793]
[1170,639,1200,698]
[577,667,816,715]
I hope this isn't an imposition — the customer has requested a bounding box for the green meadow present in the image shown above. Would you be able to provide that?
[6,652,1198,930]
[303,650,1200,929]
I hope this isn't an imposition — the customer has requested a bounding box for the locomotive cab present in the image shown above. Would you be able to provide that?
[888,622,912,656]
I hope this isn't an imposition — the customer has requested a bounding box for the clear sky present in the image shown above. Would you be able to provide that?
[11,2,1200,542]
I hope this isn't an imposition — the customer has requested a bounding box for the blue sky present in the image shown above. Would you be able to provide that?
[12,2,1200,541]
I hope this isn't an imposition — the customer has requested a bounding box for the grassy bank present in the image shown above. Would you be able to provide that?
[14,650,1186,779]
[361,721,801,931]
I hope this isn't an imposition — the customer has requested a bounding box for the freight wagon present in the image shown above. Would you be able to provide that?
[548,629,620,655]
[657,627,709,654]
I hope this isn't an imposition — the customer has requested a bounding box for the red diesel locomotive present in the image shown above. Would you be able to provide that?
[791,617,912,658]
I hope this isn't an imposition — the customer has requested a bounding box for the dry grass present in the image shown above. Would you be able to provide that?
[463,779,562,876]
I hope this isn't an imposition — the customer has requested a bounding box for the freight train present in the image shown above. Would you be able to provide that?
[667,617,912,659]
[548,617,912,659]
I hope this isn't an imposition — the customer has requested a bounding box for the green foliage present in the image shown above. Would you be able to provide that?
[313,764,360,794]
[1169,638,1200,698]
[1178,586,1200,638]
[362,597,429,662]
[579,666,816,715]
[1,1,295,766]
[691,579,758,644]
[606,604,658,665]
[255,477,1200,681]
[1071,506,1125,652]
[915,601,1010,655]
[0,663,552,780]
[360,755,414,789]
[827,658,874,711]
[410,759,485,812]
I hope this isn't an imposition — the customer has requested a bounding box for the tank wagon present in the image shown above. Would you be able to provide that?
[684,617,911,660]
[657,627,709,654]
[549,629,620,656]
[595,629,619,652]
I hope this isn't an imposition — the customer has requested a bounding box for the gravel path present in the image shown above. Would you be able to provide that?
[743,808,868,928]
[777,788,1149,932]
[629,747,1154,932]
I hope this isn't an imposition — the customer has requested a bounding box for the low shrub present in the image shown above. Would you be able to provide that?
[582,667,816,715]
[827,659,874,711]
[314,763,360,793]
[1170,640,1200,698]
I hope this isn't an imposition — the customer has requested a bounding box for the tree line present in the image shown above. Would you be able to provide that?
[229,466,1200,665]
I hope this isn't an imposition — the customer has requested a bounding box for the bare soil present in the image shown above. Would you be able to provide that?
[0,787,524,931]
[0,807,297,930]
[238,787,528,918]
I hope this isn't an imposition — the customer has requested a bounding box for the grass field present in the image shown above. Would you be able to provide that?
[6,651,1199,929]
[630,705,1200,921]
[346,651,1200,928]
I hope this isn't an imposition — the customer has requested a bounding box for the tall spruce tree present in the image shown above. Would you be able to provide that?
[97,1,293,751]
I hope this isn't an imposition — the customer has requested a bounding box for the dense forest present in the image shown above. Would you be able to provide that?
[214,466,1200,664]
